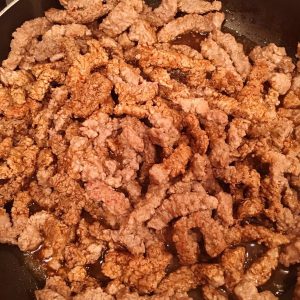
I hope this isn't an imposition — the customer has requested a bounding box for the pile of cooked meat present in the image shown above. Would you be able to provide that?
[0,0,299,299]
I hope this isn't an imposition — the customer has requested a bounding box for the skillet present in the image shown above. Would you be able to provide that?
[0,0,299,299]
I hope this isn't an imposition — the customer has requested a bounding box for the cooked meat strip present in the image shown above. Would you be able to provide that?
[99,0,143,37]
[148,186,218,230]
[178,0,222,14]
[45,0,111,25]
[157,12,225,42]
[142,0,178,27]
[221,247,245,290]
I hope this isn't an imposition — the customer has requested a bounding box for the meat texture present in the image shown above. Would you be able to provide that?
[0,1,299,299]
[158,12,225,42]
[178,0,222,14]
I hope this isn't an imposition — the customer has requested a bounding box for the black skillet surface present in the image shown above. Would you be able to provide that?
[0,0,300,299]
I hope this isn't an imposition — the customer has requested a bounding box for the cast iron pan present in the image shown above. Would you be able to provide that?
[0,0,300,299]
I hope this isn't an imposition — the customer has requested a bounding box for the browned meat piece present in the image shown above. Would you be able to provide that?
[0,85,31,119]
[28,68,65,101]
[203,108,228,141]
[280,238,300,267]
[283,74,300,108]
[128,20,157,45]
[202,285,228,300]
[215,164,261,198]
[175,97,209,116]
[178,0,222,14]
[157,263,224,294]
[102,243,171,293]
[73,287,114,300]
[269,73,292,95]
[210,65,244,95]
[10,192,32,236]
[148,186,218,230]
[107,58,158,105]
[148,112,181,151]
[242,248,279,287]
[183,114,209,154]
[193,264,225,287]
[283,90,300,108]
[239,225,289,248]
[106,184,169,255]
[0,208,17,244]
[221,247,245,290]
[216,192,234,226]
[191,154,221,194]
[0,67,33,87]
[172,214,200,265]
[157,266,197,294]
[137,46,214,89]
[237,198,264,220]
[61,39,111,115]
[35,276,71,300]
[201,35,243,94]
[249,43,294,74]
[35,289,66,300]
[208,138,230,168]
[158,12,225,42]
[278,108,300,125]
[29,24,91,63]
[193,211,227,258]
[99,0,143,37]
[0,137,38,180]
[117,31,135,49]
[68,66,112,118]
[45,0,111,24]
[294,271,300,300]
[227,118,251,151]
[282,187,299,212]
[18,211,72,270]
[224,225,290,249]
[143,0,178,27]
[207,92,275,122]
[143,66,192,101]
[0,137,13,159]
[149,143,192,184]
[234,280,278,300]
[173,210,226,261]
[0,177,24,207]
[3,17,51,70]
[86,180,131,216]
[211,30,251,80]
